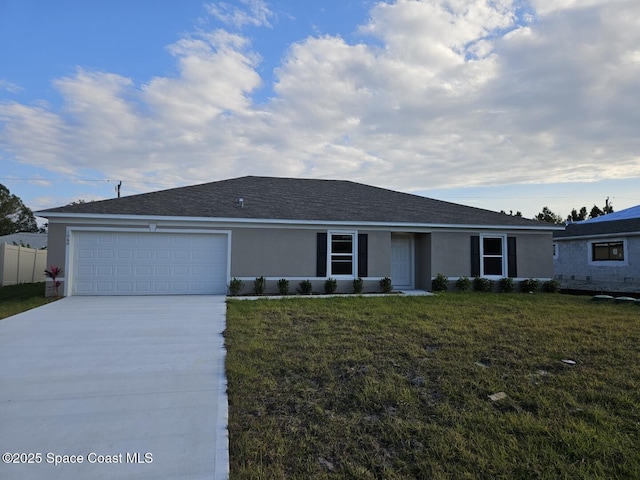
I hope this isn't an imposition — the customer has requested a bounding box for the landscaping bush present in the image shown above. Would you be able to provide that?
[277,278,289,295]
[353,277,364,294]
[455,276,471,292]
[228,277,244,296]
[253,276,266,295]
[473,276,493,292]
[324,278,337,294]
[499,277,515,293]
[298,280,313,295]
[542,279,561,293]
[431,273,448,292]
[380,277,393,294]
[520,278,540,293]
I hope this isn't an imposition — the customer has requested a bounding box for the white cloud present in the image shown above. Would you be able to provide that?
[1,0,639,203]
[205,0,273,28]
[0,79,22,94]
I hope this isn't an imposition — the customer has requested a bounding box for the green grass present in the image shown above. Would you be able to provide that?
[0,282,57,320]
[225,293,640,479]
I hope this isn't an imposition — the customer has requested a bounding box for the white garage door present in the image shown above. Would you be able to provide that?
[71,231,228,295]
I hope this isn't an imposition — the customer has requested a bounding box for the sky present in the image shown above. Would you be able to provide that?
[1,0,639,222]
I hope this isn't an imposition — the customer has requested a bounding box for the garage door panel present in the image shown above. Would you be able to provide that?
[77,265,93,276]
[116,283,133,293]
[96,282,114,293]
[173,266,188,276]
[75,282,93,293]
[134,283,152,293]
[134,266,150,276]
[136,250,152,260]
[156,250,171,260]
[98,233,117,243]
[77,249,94,259]
[154,265,171,275]
[192,265,207,276]
[72,232,227,295]
[174,250,188,260]
[96,265,114,276]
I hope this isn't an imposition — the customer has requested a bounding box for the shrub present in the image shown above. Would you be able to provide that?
[353,277,364,294]
[298,280,313,295]
[324,278,337,294]
[44,265,63,297]
[455,276,471,292]
[542,279,561,293]
[473,276,493,292]
[499,277,515,293]
[228,277,244,296]
[431,273,448,292]
[277,278,289,295]
[520,278,540,293]
[380,277,393,294]
[253,276,266,295]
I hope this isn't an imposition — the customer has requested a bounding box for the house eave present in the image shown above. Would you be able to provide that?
[37,211,561,231]
[554,230,640,241]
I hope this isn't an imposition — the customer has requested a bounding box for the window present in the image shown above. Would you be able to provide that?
[471,235,515,278]
[330,233,354,276]
[592,241,624,261]
[317,232,367,278]
[482,237,504,276]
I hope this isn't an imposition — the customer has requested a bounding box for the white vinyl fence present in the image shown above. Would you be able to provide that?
[0,243,48,286]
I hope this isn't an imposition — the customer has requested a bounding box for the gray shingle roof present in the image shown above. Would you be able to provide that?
[39,176,552,228]
[554,218,640,238]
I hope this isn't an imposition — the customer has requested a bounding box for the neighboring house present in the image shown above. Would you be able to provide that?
[553,205,640,289]
[0,232,48,249]
[37,176,560,296]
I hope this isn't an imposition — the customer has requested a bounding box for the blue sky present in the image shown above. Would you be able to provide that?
[1,0,639,222]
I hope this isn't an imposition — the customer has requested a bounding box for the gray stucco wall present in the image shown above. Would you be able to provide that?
[554,236,640,283]
[430,232,470,277]
[231,228,390,278]
[366,230,390,278]
[430,231,554,279]
[47,223,67,270]
[231,228,316,277]
[515,233,554,278]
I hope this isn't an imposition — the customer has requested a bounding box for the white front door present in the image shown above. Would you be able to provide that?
[391,234,413,288]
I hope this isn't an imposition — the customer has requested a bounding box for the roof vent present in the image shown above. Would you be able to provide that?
[238,197,244,208]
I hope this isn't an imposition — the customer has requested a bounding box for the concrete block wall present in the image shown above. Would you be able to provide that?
[554,237,640,284]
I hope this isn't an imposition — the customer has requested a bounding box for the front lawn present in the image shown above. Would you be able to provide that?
[0,282,57,320]
[225,294,640,479]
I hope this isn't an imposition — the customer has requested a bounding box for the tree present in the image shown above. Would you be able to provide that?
[567,206,588,222]
[0,184,39,236]
[589,205,603,219]
[535,206,564,224]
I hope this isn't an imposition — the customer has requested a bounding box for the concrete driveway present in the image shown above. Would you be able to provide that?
[0,296,228,480]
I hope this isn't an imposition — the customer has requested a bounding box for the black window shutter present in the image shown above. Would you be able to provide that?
[317,232,327,277]
[507,236,517,278]
[358,234,368,277]
[471,236,480,277]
